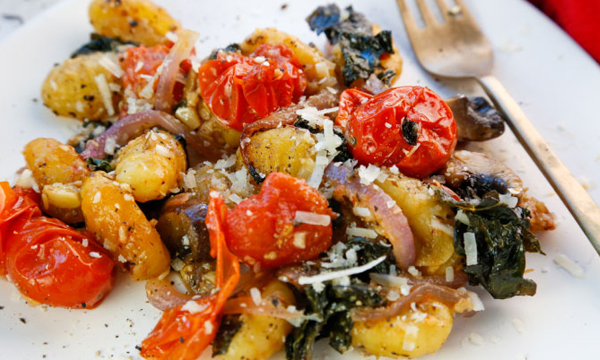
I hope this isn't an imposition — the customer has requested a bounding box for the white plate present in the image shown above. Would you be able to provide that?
[1,0,599,359]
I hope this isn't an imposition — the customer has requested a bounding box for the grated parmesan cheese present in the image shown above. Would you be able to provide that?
[293,232,307,249]
[554,253,584,278]
[369,273,412,295]
[89,252,101,258]
[228,193,243,204]
[104,137,117,155]
[250,287,262,305]
[298,255,387,285]
[445,266,454,282]
[181,300,208,314]
[511,318,525,333]
[468,332,485,346]
[346,224,378,239]
[463,232,478,266]
[358,164,381,185]
[15,169,39,192]
[94,74,115,116]
[182,169,197,190]
[455,209,470,225]
[402,325,419,351]
[99,54,124,78]
[353,206,371,218]
[307,150,329,189]
[214,154,236,169]
[294,211,331,226]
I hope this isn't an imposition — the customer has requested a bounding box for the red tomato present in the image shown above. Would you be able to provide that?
[197,44,307,131]
[120,45,190,117]
[0,182,115,309]
[0,183,41,275]
[225,172,334,268]
[336,87,457,178]
[141,192,240,360]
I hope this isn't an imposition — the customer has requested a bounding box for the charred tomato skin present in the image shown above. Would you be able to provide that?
[224,172,334,268]
[337,86,457,178]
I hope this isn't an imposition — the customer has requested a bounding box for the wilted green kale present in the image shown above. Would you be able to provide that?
[212,315,243,356]
[306,4,395,86]
[86,157,114,172]
[71,34,138,58]
[285,283,383,360]
[438,189,543,299]
[285,238,391,360]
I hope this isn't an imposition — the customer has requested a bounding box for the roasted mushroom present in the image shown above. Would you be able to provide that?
[446,95,505,142]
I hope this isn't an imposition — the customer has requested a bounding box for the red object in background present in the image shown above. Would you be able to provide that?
[529,0,600,63]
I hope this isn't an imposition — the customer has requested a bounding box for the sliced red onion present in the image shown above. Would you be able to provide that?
[351,283,473,323]
[324,163,416,270]
[80,110,187,159]
[145,278,193,311]
[155,29,200,112]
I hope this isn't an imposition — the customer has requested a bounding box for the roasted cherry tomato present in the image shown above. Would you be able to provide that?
[225,172,334,268]
[120,45,191,116]
[0,183,39,275]
[336,87,457,178]
[141,191,240,360]
[197,44,307,131]
[0,182,115,309]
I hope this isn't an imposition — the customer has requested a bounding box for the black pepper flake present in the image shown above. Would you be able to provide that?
[281,3,288,9]
[179,337,185,344]
[81,302,87,308]
[129,20,138,27]
[83,95,95,101]
[0,305,4,310]
[19,317,26,324]
[401,117,419,146]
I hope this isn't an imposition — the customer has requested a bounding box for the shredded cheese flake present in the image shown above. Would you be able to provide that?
[294,211,331,226]
[181,300,208,314]
[298,255,387,285]
[250,287,262,306]
[464,232,478,266]
[554,253,584,278]
[94,74,115,116]
[99,54,124,78]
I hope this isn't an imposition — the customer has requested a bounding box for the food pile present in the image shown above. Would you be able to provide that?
[0,1,556,359]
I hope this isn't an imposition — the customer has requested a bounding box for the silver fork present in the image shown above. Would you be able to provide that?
[397,0,600,254]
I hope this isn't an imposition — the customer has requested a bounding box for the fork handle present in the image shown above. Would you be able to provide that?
[477,74,600,254]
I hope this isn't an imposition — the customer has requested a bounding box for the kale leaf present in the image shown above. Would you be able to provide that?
[306,4,395,86]
[438,189,544,299]
[339,31,394,86]
[71,34,138,58]
[346,237,396,276]
[285,283,384,360]
[86,157,114,172]
[212,314,243,356]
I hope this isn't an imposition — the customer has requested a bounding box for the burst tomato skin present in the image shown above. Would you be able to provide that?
[336,87,457,178]
[224,172,334,268]
[197,44,307,131]
[0,182,115,309]
[141,192,240,360]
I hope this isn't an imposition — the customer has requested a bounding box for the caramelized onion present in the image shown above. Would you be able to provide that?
[81,110,187,159]
[351,283,473,324]
[323,163,415,270]
[145,278,193,311]
[155,29,200,112]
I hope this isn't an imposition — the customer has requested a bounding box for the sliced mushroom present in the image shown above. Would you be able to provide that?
[155,193,211,262]
[446,95,505,142]
[441,150,523,196]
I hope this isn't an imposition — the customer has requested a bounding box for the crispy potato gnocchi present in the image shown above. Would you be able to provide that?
[242,127,317,180]
[81,171,170,280]
[217,280,294,360]
[376,172,455,269]
[23,138,89,186]
[42,53,121,121]
[241,28,337,94]
[115,130,186,202]
[352,300,453,358]
[89,0,180,46]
